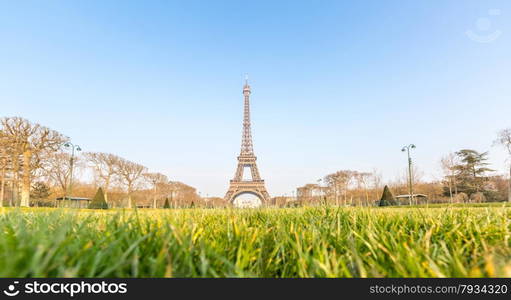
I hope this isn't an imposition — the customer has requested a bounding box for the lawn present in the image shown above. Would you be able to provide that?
[0,205,510,277]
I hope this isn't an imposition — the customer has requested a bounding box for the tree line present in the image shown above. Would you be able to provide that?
[296,129,511,206]
[0,116,201,208]
[3,116,509,208]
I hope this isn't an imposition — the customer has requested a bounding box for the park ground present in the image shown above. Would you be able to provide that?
[0,203,510,277]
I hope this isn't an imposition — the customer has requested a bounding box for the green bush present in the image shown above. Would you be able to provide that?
[89,187,108,209]
[163,198,170,208]
[379,185,397,206]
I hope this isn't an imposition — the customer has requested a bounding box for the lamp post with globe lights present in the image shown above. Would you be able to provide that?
[401,144,416,205]
[64,142,81,201]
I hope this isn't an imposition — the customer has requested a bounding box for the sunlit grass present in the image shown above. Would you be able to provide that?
[0,205,509,277]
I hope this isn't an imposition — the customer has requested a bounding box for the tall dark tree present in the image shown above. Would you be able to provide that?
[379,185,397,206]
[453,149,493,196]
[89,187,108,209]
[31,181,51,201]
[163,197,170,209]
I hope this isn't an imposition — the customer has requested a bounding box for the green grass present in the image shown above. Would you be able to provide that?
[0,205,510,277]
[405,202,511,208]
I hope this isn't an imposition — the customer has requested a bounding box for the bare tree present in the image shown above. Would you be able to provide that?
[165,181,200,207]
[1,117,67,207]
[39,151,85,197]
[143,172,168,208]
[441,152,459,203]
[355,172,372,206]
[1,125,21,206]
[398,165,423,188]
[84,152,121,203]
[0,131,9,207]
[158,180,177,207]
[116,158,147,208]
[324,173,339,205]
[0,159,5,207]
[495,128,511,202]
[370,168,383,201]
[338,170,356,205]
[324,170,357,206]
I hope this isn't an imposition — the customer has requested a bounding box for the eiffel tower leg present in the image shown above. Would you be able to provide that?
[250,163,261,181]
[234,163,244,181]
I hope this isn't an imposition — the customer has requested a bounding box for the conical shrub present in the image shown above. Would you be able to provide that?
[163,197,170,209]
[379,185,397,206]
[89,187,109,209]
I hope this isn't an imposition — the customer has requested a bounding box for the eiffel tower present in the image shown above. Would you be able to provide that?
[224,78,270,206]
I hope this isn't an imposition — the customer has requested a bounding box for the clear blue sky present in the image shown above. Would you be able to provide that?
[1,0,510,197]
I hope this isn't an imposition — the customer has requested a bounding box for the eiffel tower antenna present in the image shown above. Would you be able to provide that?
[224,78,270,206]
[241,76,253,156]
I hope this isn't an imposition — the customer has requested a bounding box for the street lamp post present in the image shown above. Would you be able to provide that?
[317,178,322,204]
[401,144,416,206]
[64,142,81,202]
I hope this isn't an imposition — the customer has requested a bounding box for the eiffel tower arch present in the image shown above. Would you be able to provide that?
[225,79,270,206]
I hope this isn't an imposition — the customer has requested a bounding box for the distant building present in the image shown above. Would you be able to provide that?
[395,194,428,205]
[55,197,91,208]
[136,204,152,208]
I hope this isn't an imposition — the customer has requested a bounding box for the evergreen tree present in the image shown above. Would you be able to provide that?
[31,181,51,200]
[453,149,494,196]
[89,187,108,209]
[163,197,170,208]
[379,185,397,206]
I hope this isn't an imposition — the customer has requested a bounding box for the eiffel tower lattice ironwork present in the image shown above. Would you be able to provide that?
[224,79,270,205]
